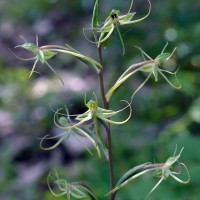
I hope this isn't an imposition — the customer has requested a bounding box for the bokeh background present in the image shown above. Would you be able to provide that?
[0,0,200,199]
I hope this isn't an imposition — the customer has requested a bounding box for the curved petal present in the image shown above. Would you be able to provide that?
[39,132,70,150]
[29,57,39,77]
[159,70,181,89]
[98,102,132,125]
[145,177,164,200]
[170,163,190,184]
[44,60,64,85]
[131,72,152,99]
[98,23,115,44]
[47,171,67,197]
[74,127,101,157]
[120,0,151,25]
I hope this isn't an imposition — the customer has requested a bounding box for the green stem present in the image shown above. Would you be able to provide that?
[97,44,115,200]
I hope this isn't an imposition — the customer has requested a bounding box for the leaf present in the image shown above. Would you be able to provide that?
[92,0,98,31]
[105,70,137,101]
[116,163,151,186]
[59,46,102,71]
[106,163,151,195]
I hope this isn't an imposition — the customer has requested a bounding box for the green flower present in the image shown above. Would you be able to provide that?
[13,36,102,84]
[54,99,132,130]
[132,43,181,98]
[40,109,103,158]
[107,146,190,199]
[146,147,190,199]
[48,169,97,200]
[14,36,63,83]
[98,0,151,54]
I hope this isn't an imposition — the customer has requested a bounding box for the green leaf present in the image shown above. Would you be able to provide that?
[59,46,102,70]
[106,70,135,101]
[92,0,98,31]
[116,163,151,186]
[106,163,151,196]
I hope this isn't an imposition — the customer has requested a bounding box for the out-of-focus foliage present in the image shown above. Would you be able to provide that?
[0,0,200,200]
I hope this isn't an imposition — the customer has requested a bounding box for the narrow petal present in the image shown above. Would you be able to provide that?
[145,177,164,200]
[120,0,151,25]
[98,24,115,44]
[44,60,64,85]
[40,132,70,150]
[98,103,132,125]
[131,72,152,99]
[159,70,181,89]
[29,57,39,77]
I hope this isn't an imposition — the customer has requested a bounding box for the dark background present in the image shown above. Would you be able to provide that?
[0,0,200,199]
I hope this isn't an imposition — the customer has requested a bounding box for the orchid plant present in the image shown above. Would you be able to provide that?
[14,0,190,199]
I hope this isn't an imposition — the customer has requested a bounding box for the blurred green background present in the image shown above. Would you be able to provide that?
[0,0,200,199]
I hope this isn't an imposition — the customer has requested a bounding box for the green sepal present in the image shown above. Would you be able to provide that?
[118,12,135,24]
[100,20,113,33]
[156,53,171,65]
[38,49,45,63]
[43,50,57,60]
[140,64,154,72]
[17,42,38,52]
